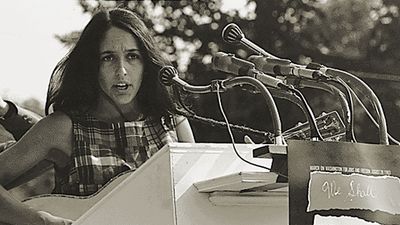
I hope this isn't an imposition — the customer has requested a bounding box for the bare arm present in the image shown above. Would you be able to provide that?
[0,185,47,225]
[175,115,195,143]
[0,112,73,225]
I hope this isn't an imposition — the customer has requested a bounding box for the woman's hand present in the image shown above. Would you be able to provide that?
[0,97,9,117]
[38,211,74,225]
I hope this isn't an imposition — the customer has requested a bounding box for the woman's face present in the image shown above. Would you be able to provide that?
[98,26,144,106]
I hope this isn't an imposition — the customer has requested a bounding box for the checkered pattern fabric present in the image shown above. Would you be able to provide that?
[54,114,178,196]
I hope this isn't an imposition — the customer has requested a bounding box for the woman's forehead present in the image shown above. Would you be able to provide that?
[99,26,140,52]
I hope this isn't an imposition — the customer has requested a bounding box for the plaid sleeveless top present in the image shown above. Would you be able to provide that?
[53,114,178,196]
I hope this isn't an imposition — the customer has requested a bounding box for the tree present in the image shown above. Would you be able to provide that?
[64,0,400,144]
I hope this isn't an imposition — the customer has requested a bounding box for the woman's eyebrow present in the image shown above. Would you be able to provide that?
[100,49,140,54]
[99,50,114,55]
[126,48,141,53]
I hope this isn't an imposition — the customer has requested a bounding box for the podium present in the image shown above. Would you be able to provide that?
[25,143,288,225]
[287,140,400,225]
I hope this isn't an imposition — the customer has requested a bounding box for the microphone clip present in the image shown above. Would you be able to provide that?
[210,80,228,93]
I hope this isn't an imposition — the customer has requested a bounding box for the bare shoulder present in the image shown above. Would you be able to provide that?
[41,111,72,127]
[23,111,73,150]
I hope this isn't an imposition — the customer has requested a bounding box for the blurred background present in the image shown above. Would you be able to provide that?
[1,0,400,145]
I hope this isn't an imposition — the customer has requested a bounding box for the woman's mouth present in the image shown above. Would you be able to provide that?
[114,83,131,90]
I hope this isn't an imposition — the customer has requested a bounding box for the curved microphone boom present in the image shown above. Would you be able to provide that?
[222,23,277,58]
[159,65,286,144]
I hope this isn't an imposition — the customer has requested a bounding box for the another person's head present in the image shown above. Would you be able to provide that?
[46,8,174,119]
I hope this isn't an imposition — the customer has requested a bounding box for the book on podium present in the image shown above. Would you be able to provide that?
[194,171,280,192]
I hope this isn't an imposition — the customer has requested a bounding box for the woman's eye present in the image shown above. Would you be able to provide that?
[127,53,141,60]
[101,55,114,62]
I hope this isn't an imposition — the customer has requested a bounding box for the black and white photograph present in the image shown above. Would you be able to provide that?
[0,0,399,224]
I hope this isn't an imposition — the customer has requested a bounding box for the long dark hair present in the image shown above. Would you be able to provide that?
[45,8,175,121]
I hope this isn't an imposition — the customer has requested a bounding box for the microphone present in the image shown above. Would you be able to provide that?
[247,55,328,80]
[222,23,277,58]
[212,52,325,141]
[159,66,186,86]
[159,66,212,94]
[212,52,288,90]
[159,66,286,145]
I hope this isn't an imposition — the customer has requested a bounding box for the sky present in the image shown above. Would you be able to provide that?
[0,0,246,105]
[0,0,91,104]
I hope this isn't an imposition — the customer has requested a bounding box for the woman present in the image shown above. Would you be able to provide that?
[0,8,194,225]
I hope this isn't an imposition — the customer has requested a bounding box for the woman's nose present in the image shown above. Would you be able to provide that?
[116,60,127,77]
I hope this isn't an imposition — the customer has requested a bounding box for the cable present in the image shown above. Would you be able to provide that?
[172,86,274,142]
[287,87,324,141]
[286,77,351,140]
[326,77,357,142]
[215,83,274,171]
[348,86,400,145]
[160,68,284,144]
[326,68,388,144]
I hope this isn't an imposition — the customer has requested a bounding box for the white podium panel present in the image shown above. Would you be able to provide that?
[74,148,175,225]
[170,143,287,225]
[25,143,288,225]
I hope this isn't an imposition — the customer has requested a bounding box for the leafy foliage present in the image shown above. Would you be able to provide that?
[62,0,400,144]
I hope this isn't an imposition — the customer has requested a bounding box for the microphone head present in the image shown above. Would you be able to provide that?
[222,23,244,44]
[159,66,178,86]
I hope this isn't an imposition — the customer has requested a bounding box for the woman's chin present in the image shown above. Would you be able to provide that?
[111,95,135,106]
[116,99,134,106]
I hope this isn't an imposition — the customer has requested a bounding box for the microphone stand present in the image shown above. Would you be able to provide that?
[218,77,287,178]
[296,62,388,144]
[159,66,284,144]
[286,77,352,142]
[169,76,284,145]
[217,77,290,178]
[220,77,284,145]
[267,88,324,138]
[267,88,305,115]
[321,67,388,145]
